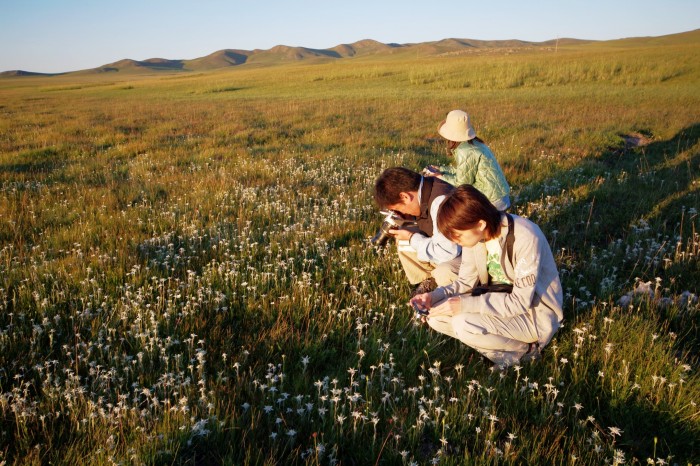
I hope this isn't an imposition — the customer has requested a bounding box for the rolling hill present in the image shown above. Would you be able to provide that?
[1,29,698,76]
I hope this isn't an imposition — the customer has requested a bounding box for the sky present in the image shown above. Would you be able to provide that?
[2,0,699,73]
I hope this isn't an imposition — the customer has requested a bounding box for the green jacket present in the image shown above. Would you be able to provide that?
[439,141,510,208]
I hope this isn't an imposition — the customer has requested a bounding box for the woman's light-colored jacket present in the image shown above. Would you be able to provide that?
[429,214,563,348]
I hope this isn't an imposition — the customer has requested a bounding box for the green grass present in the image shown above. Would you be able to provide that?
[0,35,698,465]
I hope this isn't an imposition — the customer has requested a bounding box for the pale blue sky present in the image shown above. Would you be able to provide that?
[2,0,698,73]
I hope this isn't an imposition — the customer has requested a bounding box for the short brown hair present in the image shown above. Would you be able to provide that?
[374,167,421,208]
[437,185,502,241]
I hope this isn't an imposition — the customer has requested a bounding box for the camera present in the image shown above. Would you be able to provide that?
[370,210,416,247]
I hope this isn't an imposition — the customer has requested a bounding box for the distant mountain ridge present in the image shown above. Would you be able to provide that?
[2,29,699,76]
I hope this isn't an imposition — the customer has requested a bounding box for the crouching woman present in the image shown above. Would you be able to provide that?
[410,185,563,367]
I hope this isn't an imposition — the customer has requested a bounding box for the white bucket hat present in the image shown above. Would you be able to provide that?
[438,110,476,142]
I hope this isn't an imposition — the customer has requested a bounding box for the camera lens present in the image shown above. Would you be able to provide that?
[371,231,390,247]
[371,220,394,247]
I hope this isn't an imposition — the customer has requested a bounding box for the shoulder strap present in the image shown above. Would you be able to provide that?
[418,176,434,217]
[505,214,514,268]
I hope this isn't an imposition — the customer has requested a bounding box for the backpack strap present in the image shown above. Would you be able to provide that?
[505,213,514,268]
[504,213,542,346]
[477,214,515,288]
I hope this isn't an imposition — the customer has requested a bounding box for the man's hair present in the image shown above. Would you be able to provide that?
[437,185,502,241]
[374,167,422,208]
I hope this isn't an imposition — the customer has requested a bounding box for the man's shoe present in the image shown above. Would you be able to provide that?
[411,278,437,297]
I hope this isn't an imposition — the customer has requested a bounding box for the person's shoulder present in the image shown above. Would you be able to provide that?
[430,193,447,210]
[432,177,456,194]
[510,214,544,237]
[473,141,496,157]
[457,142,479,153]
[458,141,493,160]
[510,213,533,226]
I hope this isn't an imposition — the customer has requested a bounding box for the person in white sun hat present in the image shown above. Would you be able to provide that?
[423,109,511,211]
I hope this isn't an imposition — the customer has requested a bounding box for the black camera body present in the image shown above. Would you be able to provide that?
[371,210,416,247]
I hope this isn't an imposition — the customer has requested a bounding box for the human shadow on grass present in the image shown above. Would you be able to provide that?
[520,123,699,315]
[515,124,700,462]
[533,123,699,250]
[0,147,69,175]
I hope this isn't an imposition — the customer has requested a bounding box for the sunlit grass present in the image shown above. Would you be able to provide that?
[0,38,698,464]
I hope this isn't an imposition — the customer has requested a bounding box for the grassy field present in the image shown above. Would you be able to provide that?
[0,33,699,465]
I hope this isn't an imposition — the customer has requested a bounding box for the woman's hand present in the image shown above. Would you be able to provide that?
[410,293,432,311]
[410,293,432,323]
[426,296,460,318]
[422,165,443,177]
